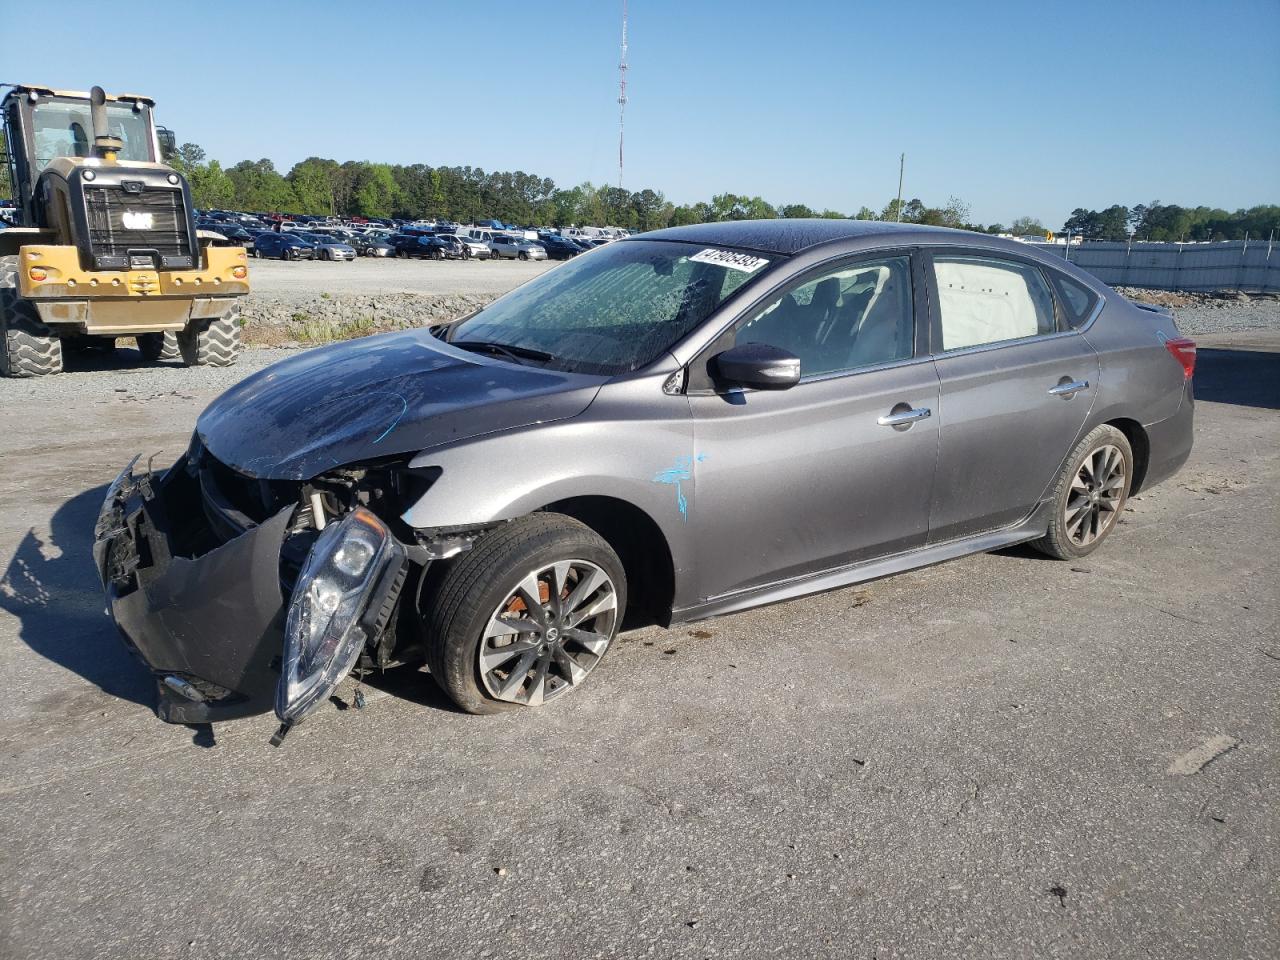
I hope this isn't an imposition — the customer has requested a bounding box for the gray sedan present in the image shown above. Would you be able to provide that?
[488,235,547,260]
[298,232,357,262]
[93,220,1194,737]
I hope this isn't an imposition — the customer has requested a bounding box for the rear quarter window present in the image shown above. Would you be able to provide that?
[1049,271,1100,329]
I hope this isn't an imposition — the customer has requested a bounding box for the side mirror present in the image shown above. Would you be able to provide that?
[711,342,801,391]
[156,127,177,160]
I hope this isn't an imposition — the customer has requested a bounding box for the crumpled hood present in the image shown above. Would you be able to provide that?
[196,329,603,480]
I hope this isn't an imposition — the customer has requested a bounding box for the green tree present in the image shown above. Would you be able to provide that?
[1009,215,1048,237]
[779,203,818,218]
[287,158,338,215]
[187,159,235,210]
[709,193,776,221]
[348,163,399,219]
[227,159,296,212]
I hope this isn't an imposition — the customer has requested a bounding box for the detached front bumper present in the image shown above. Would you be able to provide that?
[94,453,411,732]
[94,457,293,724]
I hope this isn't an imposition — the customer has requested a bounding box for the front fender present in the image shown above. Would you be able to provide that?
[403,383,702,602]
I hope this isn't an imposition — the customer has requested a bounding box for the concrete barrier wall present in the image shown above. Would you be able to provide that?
[1026,240,1279,292]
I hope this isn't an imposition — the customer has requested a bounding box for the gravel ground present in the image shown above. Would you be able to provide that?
[237,257,556,345]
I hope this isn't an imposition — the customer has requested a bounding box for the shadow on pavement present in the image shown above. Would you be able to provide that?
[1194,346,1280,410]
[0,485,156,708]
[61,344,192,375]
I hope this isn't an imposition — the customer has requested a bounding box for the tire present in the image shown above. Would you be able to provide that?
[177,310,243,367]
[1031,424,1134,560]
[518,251,528,261]
[431,249,443,261]
[425,513,627,714]
[0,255,63,377]
[137,331,180,362]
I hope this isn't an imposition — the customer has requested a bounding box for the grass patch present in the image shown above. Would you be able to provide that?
[295,314,379,345]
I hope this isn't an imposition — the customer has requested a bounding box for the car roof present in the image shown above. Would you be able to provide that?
[636,218,977,256]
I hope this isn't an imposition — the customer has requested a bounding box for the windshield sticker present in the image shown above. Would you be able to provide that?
[689,249,769,273]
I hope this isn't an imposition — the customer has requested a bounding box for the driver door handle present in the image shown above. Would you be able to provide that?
[878,407,932,427]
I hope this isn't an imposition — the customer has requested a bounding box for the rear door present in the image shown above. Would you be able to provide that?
[925,250,1099,542]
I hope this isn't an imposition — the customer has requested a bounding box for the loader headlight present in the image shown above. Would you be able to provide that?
[275,507,405,727]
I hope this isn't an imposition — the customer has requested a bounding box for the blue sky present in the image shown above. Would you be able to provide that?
[6,0,1277,227]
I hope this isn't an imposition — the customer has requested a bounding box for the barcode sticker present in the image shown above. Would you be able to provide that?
[689,248,770,273]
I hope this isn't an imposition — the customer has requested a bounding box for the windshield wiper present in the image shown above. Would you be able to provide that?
[452,340,554,365]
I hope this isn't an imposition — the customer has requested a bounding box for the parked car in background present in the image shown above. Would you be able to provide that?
[298,232,357,262]
[419,234,468,260]
[388,233,430,258]
[92,219,1195,736]
[252,231,316,261]
[489,235,547,261]
[198,223,257,249]
[536,234,584,260]
[349,234,395,257]
[453,235,493,259]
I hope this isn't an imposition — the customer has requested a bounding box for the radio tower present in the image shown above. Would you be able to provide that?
[617,0,629,189]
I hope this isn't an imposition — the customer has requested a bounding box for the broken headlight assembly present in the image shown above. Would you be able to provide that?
[273,506,406,743]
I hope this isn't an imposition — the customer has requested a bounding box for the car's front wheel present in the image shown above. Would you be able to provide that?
[425,514,626,714]
[1032,424,1133,560]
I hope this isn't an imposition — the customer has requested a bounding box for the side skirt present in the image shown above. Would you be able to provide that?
[671,501,1053,624]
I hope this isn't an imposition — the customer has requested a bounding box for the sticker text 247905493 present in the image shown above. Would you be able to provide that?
[688,248,770,273]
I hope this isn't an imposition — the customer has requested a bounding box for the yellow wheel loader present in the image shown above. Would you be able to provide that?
[0,84,248,377]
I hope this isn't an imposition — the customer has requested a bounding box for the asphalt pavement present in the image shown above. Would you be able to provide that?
[0,333,1276,960]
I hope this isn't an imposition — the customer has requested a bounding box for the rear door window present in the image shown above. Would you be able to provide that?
[932,256,1057,351]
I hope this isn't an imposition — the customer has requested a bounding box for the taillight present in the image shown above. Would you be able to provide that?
[1165,337,1196,380]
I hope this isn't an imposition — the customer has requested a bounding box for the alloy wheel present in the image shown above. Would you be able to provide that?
[478,559,618,706]
[1065,443,1126,547]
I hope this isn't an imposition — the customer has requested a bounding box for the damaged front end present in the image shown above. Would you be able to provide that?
[92,439,444,741]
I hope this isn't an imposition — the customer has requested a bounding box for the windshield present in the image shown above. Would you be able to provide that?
[450,239,776,375]
[30,98,153,170]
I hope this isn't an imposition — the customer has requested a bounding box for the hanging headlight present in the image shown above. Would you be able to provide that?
[273,507,405,741]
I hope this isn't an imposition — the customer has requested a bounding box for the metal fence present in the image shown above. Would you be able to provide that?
[1025,239,1279,292]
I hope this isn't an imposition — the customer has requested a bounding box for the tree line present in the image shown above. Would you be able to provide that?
[1062,202,1280,242]
[2,131,1276,239]
[169,143,1033,233]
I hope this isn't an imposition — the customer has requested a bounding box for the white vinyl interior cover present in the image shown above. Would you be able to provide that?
[935,260,1041,349]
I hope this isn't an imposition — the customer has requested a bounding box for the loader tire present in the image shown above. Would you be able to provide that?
[137,331,181,362]
[177,311,243,367]
[0,255,63,378]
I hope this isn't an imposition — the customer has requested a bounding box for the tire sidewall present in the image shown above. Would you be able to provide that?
[1049,426,1134,559]
[432,519,627,714]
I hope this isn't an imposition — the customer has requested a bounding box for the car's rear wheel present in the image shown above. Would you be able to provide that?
[1032,424,1133,560]
[425,514,626,714]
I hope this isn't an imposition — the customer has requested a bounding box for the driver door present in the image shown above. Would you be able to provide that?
[685,252,940,602]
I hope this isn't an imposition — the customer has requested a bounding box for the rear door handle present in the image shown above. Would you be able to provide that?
[878,407,932,427]
[1048,380,1090,398]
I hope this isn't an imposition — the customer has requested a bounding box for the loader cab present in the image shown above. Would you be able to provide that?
[2,85,161,225]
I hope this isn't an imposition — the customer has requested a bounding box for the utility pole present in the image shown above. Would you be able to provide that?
[895,153,905,222]
[617,0,629,190]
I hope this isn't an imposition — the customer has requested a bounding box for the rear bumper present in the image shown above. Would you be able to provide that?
[1141,379,1195,492]
[94,457,289,723]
